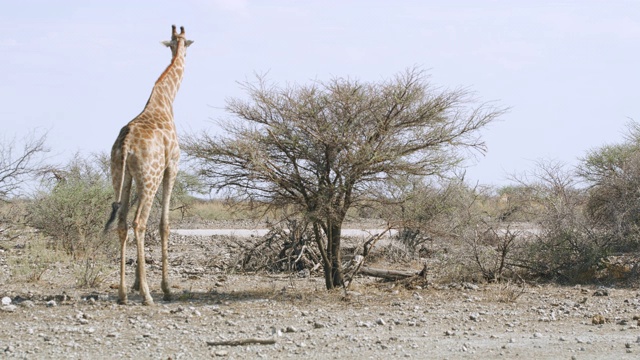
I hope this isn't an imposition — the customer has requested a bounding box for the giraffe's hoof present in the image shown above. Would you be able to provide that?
[142,298,155,306]
[117,298,128,305]
[163,293,173,302]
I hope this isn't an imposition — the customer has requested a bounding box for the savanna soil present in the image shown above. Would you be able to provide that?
[1,224,640,359]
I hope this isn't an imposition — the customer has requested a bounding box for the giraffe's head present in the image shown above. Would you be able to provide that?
[161,25,194,58]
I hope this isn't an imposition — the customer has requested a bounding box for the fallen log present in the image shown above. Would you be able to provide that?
[359,266,425,281]
[206,337,276,346]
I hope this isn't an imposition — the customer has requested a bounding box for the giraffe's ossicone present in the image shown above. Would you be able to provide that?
[104,25,193,306]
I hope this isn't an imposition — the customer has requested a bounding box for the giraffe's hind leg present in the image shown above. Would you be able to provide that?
[132,183,158,306]
[116,174,132,305]
[160,165,178,301]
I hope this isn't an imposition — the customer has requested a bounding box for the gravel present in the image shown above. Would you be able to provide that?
[1,230,640,359]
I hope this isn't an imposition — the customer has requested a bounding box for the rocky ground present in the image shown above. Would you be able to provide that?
[2,227,640,359]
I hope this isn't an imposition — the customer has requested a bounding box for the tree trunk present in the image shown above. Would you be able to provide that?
[327,223,344,288]
[316,221,344,290]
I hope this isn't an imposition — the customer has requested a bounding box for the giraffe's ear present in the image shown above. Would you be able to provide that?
[185,40,194,47]
[161,40,172,47]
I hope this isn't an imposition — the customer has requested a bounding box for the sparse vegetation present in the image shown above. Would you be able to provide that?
[1,82,639,295]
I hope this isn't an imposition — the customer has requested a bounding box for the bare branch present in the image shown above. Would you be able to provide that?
[0,130,49,200]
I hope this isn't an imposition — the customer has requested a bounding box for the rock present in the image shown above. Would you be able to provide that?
[592,314,606,325]
[285,326,297,333]
[463,283,479,291]
[313,322,326,329]
[376,318,386,326]
[271,327,283,337]
[593,288,609,297]
[1,296,11,306]
[356,321,373,328]
[19,300,35,308]
[46,300,57,307]
[214,350,228,356]
[469,313,480,322]
[0,305,16,312]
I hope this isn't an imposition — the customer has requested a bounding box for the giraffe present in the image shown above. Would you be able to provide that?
[104,25,193,305]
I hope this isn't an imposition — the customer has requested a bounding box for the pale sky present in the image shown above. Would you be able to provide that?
[1,0,638,186]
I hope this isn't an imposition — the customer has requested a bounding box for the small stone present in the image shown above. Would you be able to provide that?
[313,322,326,329]
[376,318,386,326]
[469,313,480,322]
[592,314,606,325]
[214,350,228,357]
[285,326,297,333]
[463,283,479,291]
[0,305,16,312]
[19,300,35,308]
[1,297,11,306]
[46,300,57,307]
[444,330,455,336]
[593,288,609,297]
[271,327,282,337]
[533,332,542,338]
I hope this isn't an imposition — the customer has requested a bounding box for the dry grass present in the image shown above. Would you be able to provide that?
[7,234,72,283]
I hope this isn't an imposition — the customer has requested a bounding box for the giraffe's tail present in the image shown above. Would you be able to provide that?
[104,202,121,234]
[104,130,130,235]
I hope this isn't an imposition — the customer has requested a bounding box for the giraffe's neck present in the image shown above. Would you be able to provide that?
[143,47,187,116]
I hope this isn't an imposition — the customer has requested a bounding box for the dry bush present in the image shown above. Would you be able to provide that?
[28,155,115,259]
[377,175,528,283]
[469,226,522,282]
[506,160,617,283]
[228,218,321,274]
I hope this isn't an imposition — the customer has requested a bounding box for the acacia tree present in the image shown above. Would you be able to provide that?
[183,67,505,289]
